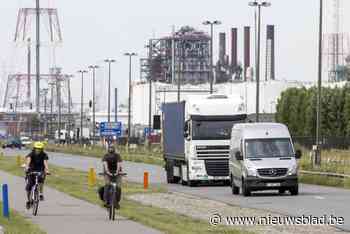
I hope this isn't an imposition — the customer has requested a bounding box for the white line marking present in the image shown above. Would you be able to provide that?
[314,196,325,200]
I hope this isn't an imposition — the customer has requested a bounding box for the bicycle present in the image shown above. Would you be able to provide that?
[99,172,127,220]
[26,171,50,216]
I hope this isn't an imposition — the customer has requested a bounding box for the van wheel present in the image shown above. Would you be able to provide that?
[290,185,299,196]
[242,178,251,197]
[188,180,197,187]
[279,189,286,194]
[231,176,239,195]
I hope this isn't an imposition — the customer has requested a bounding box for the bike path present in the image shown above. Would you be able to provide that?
[0,170,162,234]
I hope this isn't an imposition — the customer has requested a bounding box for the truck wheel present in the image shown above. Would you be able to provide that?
[231,175,239,195]
[279,188,286,194]
[166,161,175,184]
[242,178,251,197]
[290,185,299,196]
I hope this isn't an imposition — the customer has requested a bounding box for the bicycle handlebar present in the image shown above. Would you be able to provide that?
[26,171,51,176]
[98,172,127,176]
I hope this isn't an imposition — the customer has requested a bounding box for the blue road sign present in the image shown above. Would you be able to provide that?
[144,127,154,137]
[100,122,122,137]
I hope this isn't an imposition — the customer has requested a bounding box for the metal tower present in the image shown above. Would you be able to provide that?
[323,0,349,82]
[3,2,64,111]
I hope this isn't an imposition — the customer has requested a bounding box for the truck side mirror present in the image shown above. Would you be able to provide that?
[295,150,302,159]
[235,151,243,161]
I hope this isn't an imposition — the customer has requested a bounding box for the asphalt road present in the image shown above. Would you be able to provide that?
[0,170,161,234]
[4,148,350,231]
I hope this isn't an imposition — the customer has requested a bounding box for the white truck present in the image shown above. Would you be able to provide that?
[162,94,247,186]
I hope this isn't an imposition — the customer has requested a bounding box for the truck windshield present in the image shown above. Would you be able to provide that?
[245,138,294,158]
[192,121,235,140]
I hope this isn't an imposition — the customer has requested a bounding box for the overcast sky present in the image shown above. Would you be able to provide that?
[1,0,349,106]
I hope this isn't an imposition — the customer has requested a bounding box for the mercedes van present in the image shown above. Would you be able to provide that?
[229,123,301,196]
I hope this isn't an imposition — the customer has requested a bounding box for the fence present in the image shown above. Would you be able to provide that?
[293,136,350,150]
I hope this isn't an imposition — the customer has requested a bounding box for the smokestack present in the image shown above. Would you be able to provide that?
[244,26,251,81]
[265,25,275,81]
[219,32,226,64]
[231,28,238,68]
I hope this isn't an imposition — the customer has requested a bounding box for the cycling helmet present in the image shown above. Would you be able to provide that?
[33,142,44,150]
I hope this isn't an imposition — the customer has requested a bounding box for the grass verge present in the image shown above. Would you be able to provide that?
[0,203,46,234]
[299,174,350,189]
[0,156,249,234]
[44,144,164,166]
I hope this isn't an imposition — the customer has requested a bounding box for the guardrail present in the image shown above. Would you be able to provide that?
[300,170,350,179]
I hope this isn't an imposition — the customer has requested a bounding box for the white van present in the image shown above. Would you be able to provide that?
[229,123,301,196]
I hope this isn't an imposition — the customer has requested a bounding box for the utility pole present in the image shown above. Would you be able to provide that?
[89,65,99,142]
[35,0,40,113]
[78,70,88,143]
[148,40,153,147]
[42,88,48,136]
[315,0,323,166]
[56,73,62,144]
[104,59,116,123]
[49,82,54,139]
[67,75,73,144]
[203,20,221,94]
[124,52,137,147]
[27,38,31,103]
[114,88,118,123]
[249,1,271,122]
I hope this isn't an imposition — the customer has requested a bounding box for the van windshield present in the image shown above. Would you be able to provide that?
[245,138,294,158]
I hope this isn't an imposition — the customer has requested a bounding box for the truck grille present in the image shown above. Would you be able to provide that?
[205,159,229,177]
[196,145,230,159]
[257,168,288,177]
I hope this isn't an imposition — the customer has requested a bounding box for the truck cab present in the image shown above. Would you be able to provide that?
[229,123,302,196]
[162,94,247,186]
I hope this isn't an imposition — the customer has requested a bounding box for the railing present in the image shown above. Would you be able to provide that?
[292,136,350,150]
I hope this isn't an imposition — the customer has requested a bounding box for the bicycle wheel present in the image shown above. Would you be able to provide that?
[32,187,39,216]
[109,189,116,221]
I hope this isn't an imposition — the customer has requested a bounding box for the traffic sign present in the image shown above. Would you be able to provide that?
[100,122,122,137]
[144,127,154,137]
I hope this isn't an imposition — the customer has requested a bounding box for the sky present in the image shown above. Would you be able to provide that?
[0,0,349,107]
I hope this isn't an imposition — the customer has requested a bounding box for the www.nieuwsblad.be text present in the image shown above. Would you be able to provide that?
[209,213,345,226]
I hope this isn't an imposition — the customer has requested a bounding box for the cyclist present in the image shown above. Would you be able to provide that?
[25,142,50,209]
[102,145,122,209]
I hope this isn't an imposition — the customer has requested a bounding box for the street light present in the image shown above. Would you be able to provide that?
[315,0,323,166]
[124,52,137,147]
[88,65,99,142]
[41,88,49,136]
[203,20,221,94]
[249,1,271,122]
[78,70,88,143]
[104,59,116,123]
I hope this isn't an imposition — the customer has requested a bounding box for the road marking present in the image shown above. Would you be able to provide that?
[314,196,325,200]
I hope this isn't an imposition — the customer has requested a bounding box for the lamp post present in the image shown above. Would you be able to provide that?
[78,70,88,143]
[104,59,116,123]
[203,20,221,94]
[249,1,271,122]
[124,52,137,147]
[315,0,323,166]
[88,65,99,142]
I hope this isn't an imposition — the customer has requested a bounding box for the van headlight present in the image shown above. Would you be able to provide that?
[288,164,298,176]
[245,167,257,177]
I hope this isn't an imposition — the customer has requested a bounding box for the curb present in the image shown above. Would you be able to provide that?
[0,225,3,234]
